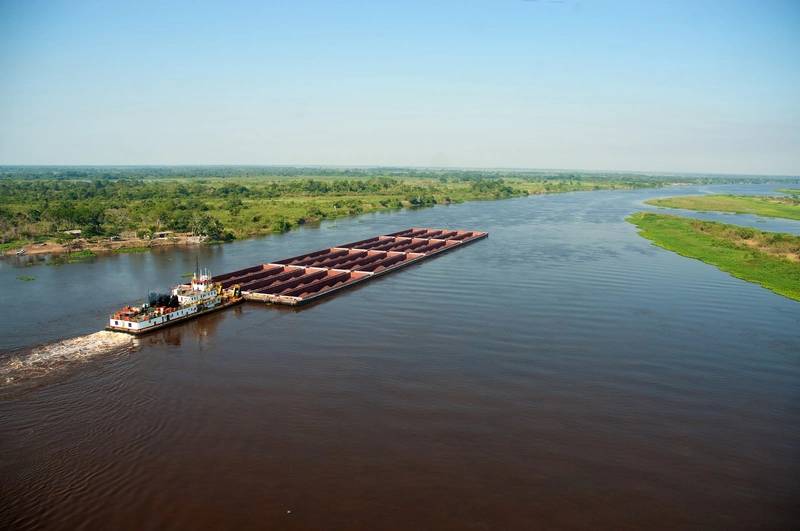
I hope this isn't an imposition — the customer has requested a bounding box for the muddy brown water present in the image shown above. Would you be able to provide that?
[1,184,798,530]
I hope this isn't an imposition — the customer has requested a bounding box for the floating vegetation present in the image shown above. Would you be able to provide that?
[67,249,96,261]
[16,275,35,281]
[113,246,150,254]
[47,249,97,266]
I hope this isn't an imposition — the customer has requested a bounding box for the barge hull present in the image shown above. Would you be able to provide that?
[214,227,487,306]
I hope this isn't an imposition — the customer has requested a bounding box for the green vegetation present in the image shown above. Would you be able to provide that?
[112,247,149,254]
[1,165,783,183]
[628,212,800,301]
[646,194,800,220]
[0,167,681,250]
[779,189,800,197]
[1,166,794,255]
[46,249,97,266]
[16,275,35,282]
[0,240,27,252]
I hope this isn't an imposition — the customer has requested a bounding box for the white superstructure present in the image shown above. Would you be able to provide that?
[108,268,235,333]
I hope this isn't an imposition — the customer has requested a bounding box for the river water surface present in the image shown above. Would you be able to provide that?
[1,184,798,530]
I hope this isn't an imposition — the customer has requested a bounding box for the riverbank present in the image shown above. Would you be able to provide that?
[646,194,800,220]
[1,174,662,260]
[628,212,800,301]
[3,234,203,258]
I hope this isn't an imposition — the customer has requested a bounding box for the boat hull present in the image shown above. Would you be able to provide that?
[106,298,243,335]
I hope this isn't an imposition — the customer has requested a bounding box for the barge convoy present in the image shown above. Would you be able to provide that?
[108,227,487,335]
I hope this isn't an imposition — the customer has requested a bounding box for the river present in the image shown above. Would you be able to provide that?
[1,184,798,530]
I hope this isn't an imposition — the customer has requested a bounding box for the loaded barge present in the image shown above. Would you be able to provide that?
[108,227,486,334]
[215,227,487,305]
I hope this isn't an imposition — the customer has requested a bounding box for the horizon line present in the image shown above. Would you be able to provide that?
[0,163,797,179]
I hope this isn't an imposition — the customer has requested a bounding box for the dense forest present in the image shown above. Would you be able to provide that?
[1,165,784,183]
[0,166,793,252]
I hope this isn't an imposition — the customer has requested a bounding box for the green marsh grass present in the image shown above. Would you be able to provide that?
[628,212,800,302]
[646,195,800,220]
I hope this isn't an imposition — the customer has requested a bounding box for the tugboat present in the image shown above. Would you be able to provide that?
[107,264,242,334]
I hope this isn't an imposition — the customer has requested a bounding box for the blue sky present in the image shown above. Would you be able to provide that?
[1,0,798,174]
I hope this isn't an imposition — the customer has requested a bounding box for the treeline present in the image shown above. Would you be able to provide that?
[5,169,788,249]
[0,198,233,242]
[0,176,529,245]
[0,177,527,207]
[2,165,790,184]
[0,177,421,202]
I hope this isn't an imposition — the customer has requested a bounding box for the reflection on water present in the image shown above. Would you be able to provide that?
[1,184,799,530]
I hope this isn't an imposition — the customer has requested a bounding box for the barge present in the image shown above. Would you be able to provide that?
[213,227,487,306]
[107,227,486,334]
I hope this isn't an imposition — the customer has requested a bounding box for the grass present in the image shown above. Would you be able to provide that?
[628,212,800,302]
[47,249,97,265]
[112,246,150,254]
[645,194,800,220]
[200,179,637,238]
[1,175,662,249]
[67,249,96,261]
[0,240,29,252]
[779,188,800,196]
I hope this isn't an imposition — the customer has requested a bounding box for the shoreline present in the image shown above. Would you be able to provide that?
[628,212,800,302]
[5,180,728,264]
[3,234,205,258]
[1,185,623,262]
[645,194,800,221]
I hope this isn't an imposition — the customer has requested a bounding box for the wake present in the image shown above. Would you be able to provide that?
[0,331,134,386]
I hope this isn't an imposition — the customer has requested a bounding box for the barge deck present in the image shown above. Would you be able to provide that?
[213,227,487,306]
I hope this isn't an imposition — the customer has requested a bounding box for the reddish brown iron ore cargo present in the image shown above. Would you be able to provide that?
[212,227,488,306]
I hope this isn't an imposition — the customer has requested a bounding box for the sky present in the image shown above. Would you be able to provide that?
[0,0,798,175]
